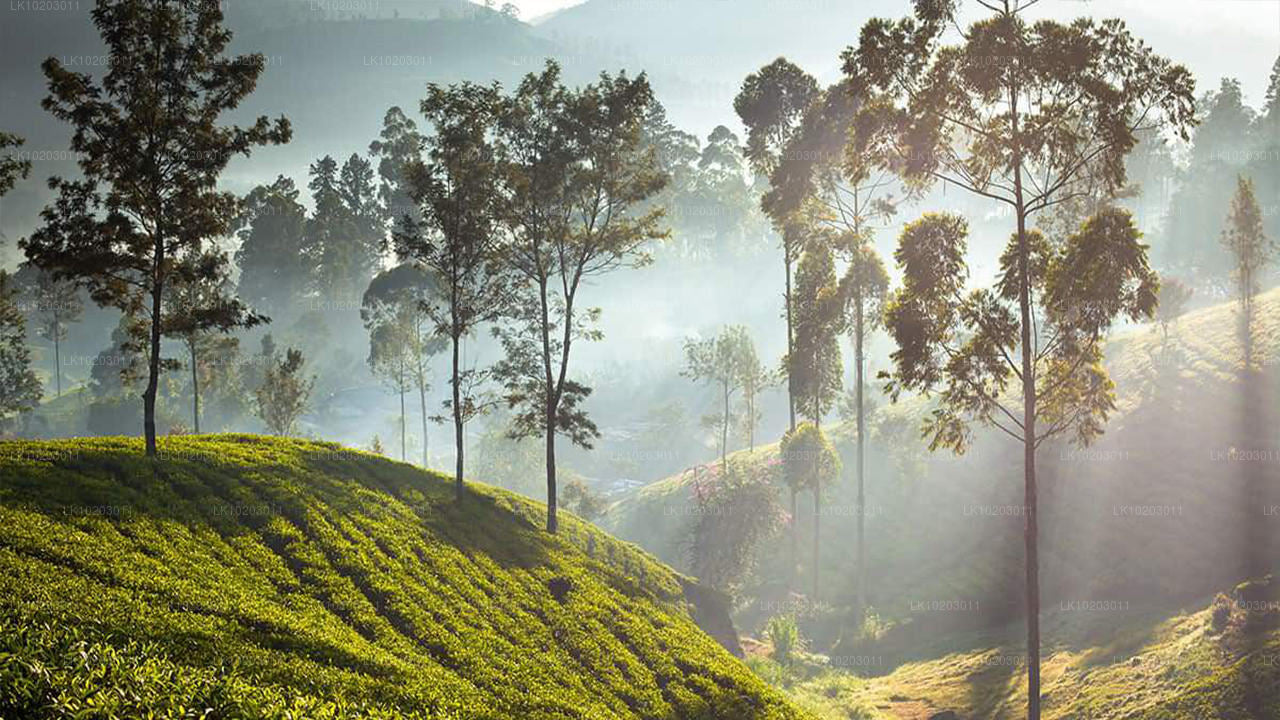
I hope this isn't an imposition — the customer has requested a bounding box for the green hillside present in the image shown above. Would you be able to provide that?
[0,436,812,720]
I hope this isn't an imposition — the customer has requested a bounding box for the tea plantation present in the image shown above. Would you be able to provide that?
[0,435,812,720]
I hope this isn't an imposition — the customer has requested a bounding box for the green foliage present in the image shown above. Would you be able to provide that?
[305,154,384,301]
[766,615,804,665]
[788,239,843,425]
[1220,175,1275,367]
[233,176,311,318]
[254,346,315,436]
[683,325,760,465]
[779,423,840,496]
[884,207,1156,452]
[21,0,291,455]
[15,265,83,398]
[687,460,785,592]
[394,80,511,488]
[0,272,42,432]
[562,478,607,522]
[492,60,670,532]
[0,130,31,198]
[0,436,810,719]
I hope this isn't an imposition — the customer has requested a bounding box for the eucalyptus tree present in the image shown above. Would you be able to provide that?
[682,325,755,468]
[494,62,668,533]
[164,260,266,434]
[0,131,31,199]
[0,272,40,432]
[0,134,37,429]
[234,177,310,319]
[21,0,290,456]
[779,421,841,600]
[787,229,844,599]
[845,3,1194,715]
[735,59,820,432]
[255,346,314,437]
[1221,176,1274,369]
[16,266,83,398]
[369,106,426,233]
[839,240,889,622]
[363,264,446,467]
[394,81,511,498]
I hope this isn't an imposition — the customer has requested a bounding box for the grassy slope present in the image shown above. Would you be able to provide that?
[0,435,812,720]
[770,584,1280,720]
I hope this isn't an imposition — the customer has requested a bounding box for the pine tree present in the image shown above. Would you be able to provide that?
[21,0,290,456]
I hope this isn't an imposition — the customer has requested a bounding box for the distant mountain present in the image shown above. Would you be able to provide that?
[534,0,903,130]
[0,4,605,246]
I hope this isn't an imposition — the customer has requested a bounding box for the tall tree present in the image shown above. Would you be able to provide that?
[839,240,889,622]
[0,131,32,199]
[0,271,41,433]
[494,62,668,533]
[682,325,754,468]
[0,133,38,432]
[787,230,844,600]
[21,0,290,456]
[738,335,771,451]
[363,265,445,465]
[779,421,840,599]
[848,4,1194,716]
[395,81,510,499]
[17,266,84,398]
[234,176,310,318]
[365,298,414,461]
[1164,78,1256,274]
[306,155,381,302]
[163,259,264,434]
[735,59,820,433]
[1220,176,1274,369]
[369,106,426,236]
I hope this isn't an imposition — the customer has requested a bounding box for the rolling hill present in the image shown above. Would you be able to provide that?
[0,435,812,719]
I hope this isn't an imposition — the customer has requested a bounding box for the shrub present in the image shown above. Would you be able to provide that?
[766,615,803,665]
[1210,593,1233,634]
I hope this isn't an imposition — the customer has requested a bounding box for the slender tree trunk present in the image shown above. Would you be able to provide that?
[400,386,406,463]
[785,244,796,433]
[537,277,560,534]
[452,332,464,501]
[144,259,163,457]
[855,300,866,621]
[53,324,62,397]
[1011,81,1041,720]
[813,395,821,600]
[784,240,798,589]
[419,381,429,469]
[813,487,821,599]
[191,342,200,434]
[789,487,798,589]
[721,379,730,469]
[545,406,558,533]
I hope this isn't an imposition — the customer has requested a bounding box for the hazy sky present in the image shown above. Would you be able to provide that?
[504,0,585,21]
